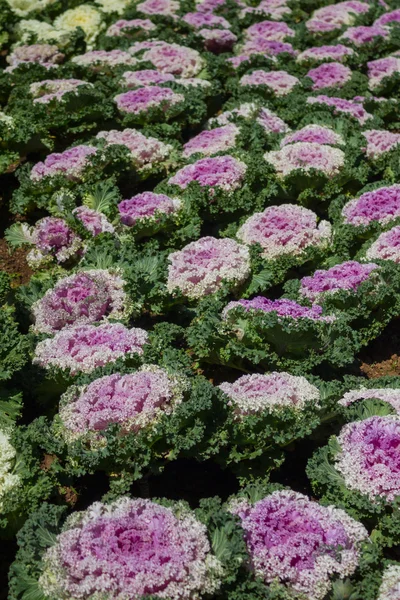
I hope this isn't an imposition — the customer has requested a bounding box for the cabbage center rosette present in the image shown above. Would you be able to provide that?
[334,415,400,503]
[219,372,320,417]
[59,365,188,441]
[128,41,204,78]
[71,50,138,70]
[223,297,335,323]
[264,142,345,178]
[33,323,148,375]
[189,293,356,373]
[167,236,251,299]
[306,96,373,125]
[367,56,400,91]
[306,1,370,34]
[236,204,332,260]
[340,25,389,47]
[29,79,93,104]
[6,43,64,70]
[306,62,353,91]
[281,124,344,147]
[297,45,354,65]
[96,128,173,173]
[162,153,262,216]
[118,191,181,227]
[308,415,400,533]
[122,69,176,88]
[230,490,368,600]
[30,145,97,183]
[168,155,247,192]
[106,18,156,37]
[72,206,115,237]
[239,70,301,96]
[38,498,223,600]
[299,261,379,303]
[31,270,127,334]
[114,86,185,120]
[287,258,400,345]
[365,225,400,262]
[362,130,400,160]
[17,217,83,268]
[244,20,295,41]
[342,184,400,228]
[182,125,240,158]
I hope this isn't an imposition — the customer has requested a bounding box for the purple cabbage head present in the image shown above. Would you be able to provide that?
[230,489,368,599]
[118,191,180,226]
[335,415,400,503]
[299,260,379,301]
[167,236,251,298]
[33,323,148,374]
[219,372,320,416]
[32,270,126,334]
[60,365,188,436]
[168,155,247,191]
[38,498,223,600]
[223,297,335,322]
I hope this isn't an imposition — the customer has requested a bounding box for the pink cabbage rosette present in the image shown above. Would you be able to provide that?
[96,128,173,171]
[168,155,247,192]
[106,18,156,37]
[342,184,400,227]
[236,204,332,259]
[306,1,370,33]
[118,191,181,226]
[33,323,148,374]
[377,565,400,600]
[368,56,400,90]
[362,130,400,160]
[167,236,251,298]
[219,372,320,417]
[29,79,92,103]
[244,20,295,42]
[264,142,345,178]
[6,44,64,70]
[30,145,97,182]
[306,62,352,90]
[72,206,115,236]
[114,86,184,115]
[299,261,379,302]
[281,125,344,147]
[32,270,127,334]
[129,41,204,77]
[38,498,223,600]
[239,70,300,96]
[297,44,354,64]
[307,96,373,125]
[341,25,389,46]
[230,490,368,600]
[334,415,400,503]
[183,125,239,157]
[59,365,188,439]
[223,297,335,323]
[24,217,83,267]
[71,50,137,69]
[365,225,400,262]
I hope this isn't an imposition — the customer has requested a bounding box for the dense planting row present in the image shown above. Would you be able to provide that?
[2,0,400,598]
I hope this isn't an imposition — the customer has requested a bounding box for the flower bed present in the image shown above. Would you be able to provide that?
[3,0,400,597]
